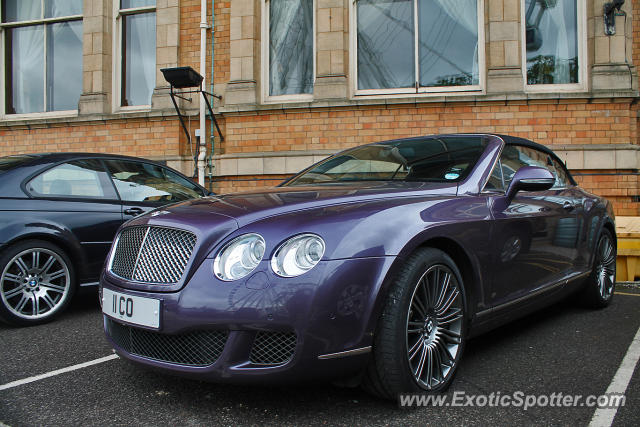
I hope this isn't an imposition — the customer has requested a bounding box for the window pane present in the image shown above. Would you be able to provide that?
[3,0,41,22]
[47,21,83,111]
[122,13,156,106]
[121,0,156,9]
[44,0,82,18]
[357,0,414,90]
[7,26,44,114]
[28,161,112,199]
[269,0,313,96]
[105,160,202,203]
[525,0,578,84]
[418,0,479,87]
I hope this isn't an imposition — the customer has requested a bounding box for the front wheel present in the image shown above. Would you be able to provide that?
[363,248,467,399]
[0,240,76,326]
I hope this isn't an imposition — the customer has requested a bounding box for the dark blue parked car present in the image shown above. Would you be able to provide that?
[100,134,616,398]
[0,153,209,326]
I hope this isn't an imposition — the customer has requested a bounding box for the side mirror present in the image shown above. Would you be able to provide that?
[506,166,555,199]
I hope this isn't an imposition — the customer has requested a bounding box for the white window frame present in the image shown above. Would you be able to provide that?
[0,0,82,120]
[112,0,156,113]
[349,0,486,98]
[261,0,316,103]
[521,0,587,93]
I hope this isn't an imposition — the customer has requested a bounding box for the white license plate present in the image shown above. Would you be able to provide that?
[102,288,160,328]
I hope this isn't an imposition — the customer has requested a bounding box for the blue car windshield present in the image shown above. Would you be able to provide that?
[286,136,488,185]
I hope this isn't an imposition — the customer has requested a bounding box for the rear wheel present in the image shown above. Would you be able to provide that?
[363,248,466,399]
[580,230,616,308]
[0,240,75,326]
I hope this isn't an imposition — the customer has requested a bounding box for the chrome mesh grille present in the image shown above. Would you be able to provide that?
[106,318,227,366]
[109,226,197,284]
[250,331,297,365]
[110,227,146,279]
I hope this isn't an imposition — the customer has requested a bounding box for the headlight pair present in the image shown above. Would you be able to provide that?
[213,233,325,281]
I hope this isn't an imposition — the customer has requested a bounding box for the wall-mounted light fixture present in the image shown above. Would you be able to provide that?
[604,0,625,36]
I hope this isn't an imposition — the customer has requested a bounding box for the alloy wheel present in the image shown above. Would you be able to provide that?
[595,234,615,300]
[406,264,464,390]
[0,248,71,320]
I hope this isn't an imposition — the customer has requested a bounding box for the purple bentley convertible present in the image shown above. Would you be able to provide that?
[100,134,616,398]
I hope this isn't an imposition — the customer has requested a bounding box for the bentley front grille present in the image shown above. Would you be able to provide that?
[110,226,197,284]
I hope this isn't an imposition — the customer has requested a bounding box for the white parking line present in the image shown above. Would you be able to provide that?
[589,324,640,427]
[0,354,119,392]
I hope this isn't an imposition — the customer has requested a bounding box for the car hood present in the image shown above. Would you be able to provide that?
[131,181,458,229]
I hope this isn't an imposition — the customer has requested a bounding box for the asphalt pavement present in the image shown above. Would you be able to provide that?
[0,286,638,427]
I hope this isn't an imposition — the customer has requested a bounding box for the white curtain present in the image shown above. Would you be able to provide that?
[48,21,83,110]
[124,12,156,105]
[432,0,479,84]
[547,1,572,83]
[11,24,44,113]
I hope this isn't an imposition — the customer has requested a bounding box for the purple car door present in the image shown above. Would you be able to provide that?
[489,145,579,308]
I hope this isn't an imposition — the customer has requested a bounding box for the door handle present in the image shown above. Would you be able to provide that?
[124,207,144,216]
[562,201,575,211]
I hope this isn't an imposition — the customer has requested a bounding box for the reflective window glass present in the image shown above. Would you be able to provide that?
[105,160,203,203]
[122,13,156,106]
[28,160,115,199]
[525,0,579,85]
[269,0,314,96]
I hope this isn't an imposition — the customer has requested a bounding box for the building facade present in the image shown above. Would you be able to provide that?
[1,0,640,215]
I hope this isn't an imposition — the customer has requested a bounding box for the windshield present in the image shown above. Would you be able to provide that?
[285,136,488,186]
[0,155,36,174]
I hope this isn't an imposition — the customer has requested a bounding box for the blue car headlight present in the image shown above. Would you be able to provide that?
[271,234,325,278]
[214,233,266,281]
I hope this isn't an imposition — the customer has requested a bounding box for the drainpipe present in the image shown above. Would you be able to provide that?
[197,0,208,187]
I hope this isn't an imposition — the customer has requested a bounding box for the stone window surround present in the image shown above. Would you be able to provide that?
[111,0,157,113]
[348,0,487,97]
[520,0,589,93]
[260,0,317,104]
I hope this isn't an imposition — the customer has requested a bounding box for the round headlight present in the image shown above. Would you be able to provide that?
[214,233,266,281]
[271,234,325,277]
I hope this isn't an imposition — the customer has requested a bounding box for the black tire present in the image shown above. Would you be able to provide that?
[580,229,616,309]
[362,248,467,399]
[0,240,76,326]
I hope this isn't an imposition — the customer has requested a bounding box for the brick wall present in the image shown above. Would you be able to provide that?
[0,118,183,159]
[222,101,638,154]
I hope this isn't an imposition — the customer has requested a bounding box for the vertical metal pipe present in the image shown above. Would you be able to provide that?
[197,0,208,186]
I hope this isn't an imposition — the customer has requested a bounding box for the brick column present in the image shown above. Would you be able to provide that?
[225,0,257,105]
[486,0,523,93]
[592,0,635,91]
[314,0,348,99]
[151,0,180,110]
[78,0,112,115]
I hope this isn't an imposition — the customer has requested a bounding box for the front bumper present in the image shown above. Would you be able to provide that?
[101,256,395,384]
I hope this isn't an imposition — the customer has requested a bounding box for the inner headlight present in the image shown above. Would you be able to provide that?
[271,234,325,277]
[214,233,265,281]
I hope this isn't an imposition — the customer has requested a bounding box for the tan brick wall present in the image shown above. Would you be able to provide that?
[222,101,638,154]
[0,118,183,159]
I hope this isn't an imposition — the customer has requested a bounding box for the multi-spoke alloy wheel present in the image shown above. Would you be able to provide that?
[363,248,466,399]
[595,233,615,300]
[406,265,463,390]
[580,229,616,309]
[0,241,75,325]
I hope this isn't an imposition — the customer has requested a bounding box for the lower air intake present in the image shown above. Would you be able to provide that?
[249,331,297,365]
[106,318,227,367]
